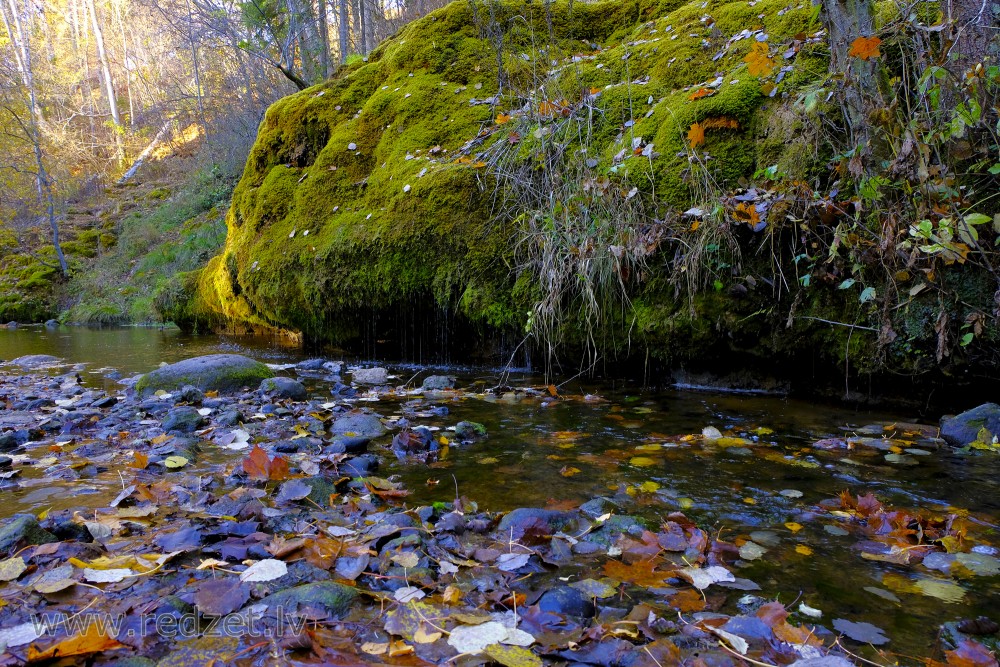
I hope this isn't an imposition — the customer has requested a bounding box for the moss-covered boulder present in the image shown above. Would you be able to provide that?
[135,354,274,398]
[184,0,820,352]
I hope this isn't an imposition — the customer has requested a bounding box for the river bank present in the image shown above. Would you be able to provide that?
[0,349,997,665]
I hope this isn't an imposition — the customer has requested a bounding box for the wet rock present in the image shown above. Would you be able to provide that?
[7,354,61,368]
[322,361,343,374]
[92,395,118,409]
[5,321,16,329]
[44,319,59,328]
[296,358,328,371]
[497,508,577,538]
[588,515,646,546]
[135,354,274,398]
[0,514,58,554]
[454,421,487,440]
[351,367,388,384]
[341,454,378,477]
[537,585,596,618]
[421,375,455,390]
[259,377,307,401]
[216,410,242,427]
[162,407,206,434]
[178,385,205,404]
[940,403,1000,446]
[392,426,436,459]
[329,434,370,454]
[331,413,386,439]
[579,496,622,519]
[0,456,10,468]
[49,519,94,542]
[0,433,18,452]
[253,581,357,618]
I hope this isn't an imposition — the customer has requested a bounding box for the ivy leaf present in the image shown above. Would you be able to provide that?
[744,42,776,77]
[848,35,882,60]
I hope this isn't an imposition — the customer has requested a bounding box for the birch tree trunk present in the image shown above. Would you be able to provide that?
[86,0,125,163]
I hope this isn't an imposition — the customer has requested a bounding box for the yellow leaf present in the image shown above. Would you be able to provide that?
[744,41,776,77]
[495,113,512,125]
[687,122,705,148]
[26,623,125,661]
[629,456,657,467]
[785,522,803,533]
[559,466,582,477]
[795,544,814,556]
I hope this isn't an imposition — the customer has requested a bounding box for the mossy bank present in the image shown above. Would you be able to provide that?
[166,0,1000,395]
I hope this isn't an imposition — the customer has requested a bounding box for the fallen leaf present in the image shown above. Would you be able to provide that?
[848,35,882,60]
[26,622,125,661]
[239,558,287,582]
[745,41,776,76]
[832,618,889,645]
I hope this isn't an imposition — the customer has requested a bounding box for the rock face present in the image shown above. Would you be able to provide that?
[940,403,1000,446]
[135,354,274,398]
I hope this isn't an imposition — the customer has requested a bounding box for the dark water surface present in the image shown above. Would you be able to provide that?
[1,324,997,659]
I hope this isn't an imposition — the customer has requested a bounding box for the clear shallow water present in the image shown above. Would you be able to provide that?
[1,325,998,660]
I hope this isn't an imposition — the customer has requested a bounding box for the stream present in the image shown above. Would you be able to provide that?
[1,324,998,663]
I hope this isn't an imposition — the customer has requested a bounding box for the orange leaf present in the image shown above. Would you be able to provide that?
[687,122,705,148]
[945,640,999,667]
[603,558,674,587]
[27,623,125,661]
[688,87,714,101]
[538,100,559,117]
[701,116,739,130]
[495,113,512,125]
[268,455,290,481]
[848,35,882,60]
[243,444,272,481]
[129,452,149,470]
[744,41,776,77]
[733,202,760,225]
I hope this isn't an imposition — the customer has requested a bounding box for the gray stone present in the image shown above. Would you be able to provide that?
[259,377,307,401]
[296,358,328,371]
[331,413,386,439]
[421,375,455,390]
[162,406,205,433]
[351,367,388,384]
[135,354,274,398]
[0,514,58,554]
[44,320,59,328]
[7,354,61,368]
[0,456,11,468]
[941,403,1000,446]
[254,581,357,618]
[341,454,378,477]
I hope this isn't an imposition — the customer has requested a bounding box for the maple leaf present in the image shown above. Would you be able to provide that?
[129,452,149,469]
[538,100,559,117]
[495,113,512,125]
[687,122,705,148]
[945,640,999,667]
[603,558,674,587]
[848,35,882,60]
[243,444,272,481]
[744,41,776,77]
[733,202,760,226]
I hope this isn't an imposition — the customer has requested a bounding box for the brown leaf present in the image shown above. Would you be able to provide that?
[27,623,126,662]
[603,558,674,587]
[687,122,705,148]
[744,41,776,77]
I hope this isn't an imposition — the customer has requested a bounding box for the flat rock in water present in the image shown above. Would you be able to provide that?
[351,367,388,384]
[497,508,577,537]
[421,375,455,390]
[330,413,386,439]
[7,355,62,369]
[162,407,205,433]
[135,354,274,398]
[940,403,1000,447]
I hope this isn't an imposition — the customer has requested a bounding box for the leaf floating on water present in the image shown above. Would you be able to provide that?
[678,565,735,590]
[559,466,582,477]
[163,455,188,469]
[629,456,657,467]
[864,586,901,603]
[945,640,999,667]
[915,578,966,603]
[239,558,287,582]
[954,552,1000,577]
[832,618,889,645]
[795,545,814,556]
[785,522,803,532]
[738,541,766,561]
[604,559,673,587]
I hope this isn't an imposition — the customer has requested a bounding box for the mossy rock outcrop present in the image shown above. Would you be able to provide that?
[178,0,823,358]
